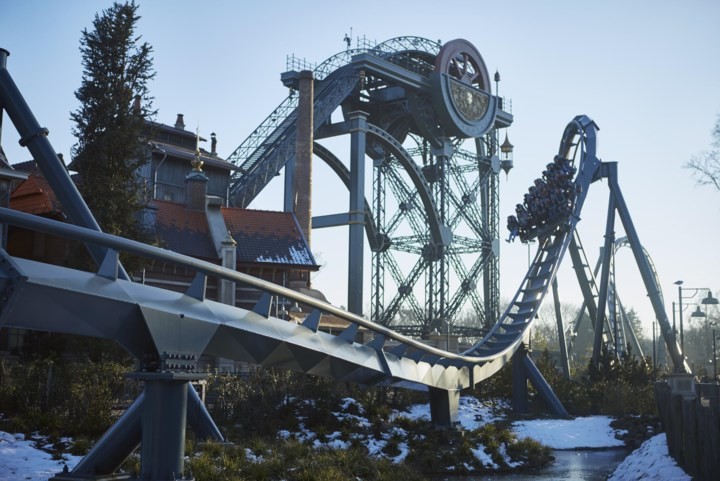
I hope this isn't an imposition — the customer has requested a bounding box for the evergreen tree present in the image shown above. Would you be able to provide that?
[70,1,155,240]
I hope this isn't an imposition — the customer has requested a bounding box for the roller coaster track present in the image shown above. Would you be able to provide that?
[568,235,659,360]
[0,40,685,477]
[0,115,602,394]
[0,39,637,391]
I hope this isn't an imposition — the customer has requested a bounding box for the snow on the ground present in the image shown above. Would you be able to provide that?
[0,431,80,481]
[392,396,509,431]
[608,433,691,481]
[512,415,626,449]
[0,397,692,480]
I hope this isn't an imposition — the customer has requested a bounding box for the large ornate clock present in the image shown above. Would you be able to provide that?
[430,39,497,138]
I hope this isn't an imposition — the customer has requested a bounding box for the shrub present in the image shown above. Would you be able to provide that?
[530,347,658,417]
[0,358,131,436]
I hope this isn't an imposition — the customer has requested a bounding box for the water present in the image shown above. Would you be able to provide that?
[451,448,629,481]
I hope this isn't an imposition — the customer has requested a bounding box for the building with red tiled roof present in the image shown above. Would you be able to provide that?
[143,196,318,311]
[9,170,64,217]
[1,116,321,365]
[6,165,68,267]
[153,199,218,260]
[223,208,315,268]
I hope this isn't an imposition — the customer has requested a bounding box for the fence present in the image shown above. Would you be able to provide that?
[655,379,720,480]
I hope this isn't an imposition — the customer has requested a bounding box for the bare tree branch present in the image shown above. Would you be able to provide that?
[685,113,720,192]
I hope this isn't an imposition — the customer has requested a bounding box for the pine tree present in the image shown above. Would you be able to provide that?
[70,1,155,239]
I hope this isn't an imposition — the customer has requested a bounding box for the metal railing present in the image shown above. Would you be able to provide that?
[0,206,499,364]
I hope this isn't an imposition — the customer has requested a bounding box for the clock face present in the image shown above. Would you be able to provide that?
[430,39,496,138]
[448,80,489,121]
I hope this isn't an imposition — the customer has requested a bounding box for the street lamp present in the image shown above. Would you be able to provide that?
[703,291,720,307]
[674,281,718,355]
[691,306,707,320]
[701,293,719,376]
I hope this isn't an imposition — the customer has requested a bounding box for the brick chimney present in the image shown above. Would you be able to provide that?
[293,70,314,248]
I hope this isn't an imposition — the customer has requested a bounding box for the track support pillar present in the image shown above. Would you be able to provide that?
[138,374,192,481]
[512,345,530,413]
[428,387,460,427]
[512,343,569,417]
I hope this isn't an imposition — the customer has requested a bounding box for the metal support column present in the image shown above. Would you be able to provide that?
[347,110,368,315]
[186,384,225,442]
[428,139,453,331]
[428,387,460,427]
[522,353,569,417]
[283,158,295,213]
[0,49,6,147]
[605,162,689,372]
[370,155,387,323]
[551,278,571,379]
[592,194,616,367]
[512,344,569,417]
[511,344,529,414]
[53,393,144,480]
[139,375,192,481]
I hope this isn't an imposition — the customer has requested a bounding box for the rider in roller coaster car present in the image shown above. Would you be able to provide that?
[506,155,578,243]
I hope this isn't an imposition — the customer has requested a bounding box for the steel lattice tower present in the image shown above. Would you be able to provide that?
[226,37,513,337]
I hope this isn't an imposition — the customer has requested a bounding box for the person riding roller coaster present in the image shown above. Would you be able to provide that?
[506,155,577,243]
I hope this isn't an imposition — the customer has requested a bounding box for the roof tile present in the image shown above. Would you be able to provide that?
[153,200,217,260]
[10,173,64,216]
[222,208,316,267]
[152,201,317,268]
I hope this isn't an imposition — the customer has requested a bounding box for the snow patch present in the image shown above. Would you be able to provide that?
[512,415,625,449]
[244,447,264,463]
[471,443,498,468]
[608,434,691,481]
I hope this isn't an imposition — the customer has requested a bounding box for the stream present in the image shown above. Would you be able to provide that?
[450,448,629,480]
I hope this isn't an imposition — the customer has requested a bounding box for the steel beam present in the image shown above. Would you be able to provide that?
[522,353,569,418]
[348,111,368,315]
[551,278,571,379]
[58,392,143,479]
[605,162,689,372]
[592,193,616,366]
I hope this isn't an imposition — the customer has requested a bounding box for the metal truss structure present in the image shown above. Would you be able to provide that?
[565,235,661,364]
[226,37,512,335]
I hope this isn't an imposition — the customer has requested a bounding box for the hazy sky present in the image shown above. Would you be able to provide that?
[1,0,719,338]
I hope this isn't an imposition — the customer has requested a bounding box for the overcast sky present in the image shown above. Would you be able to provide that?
[1,0,719,339]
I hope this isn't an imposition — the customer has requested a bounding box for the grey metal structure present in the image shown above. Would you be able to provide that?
[0,43,688,480]
[226,37,512,333]
[565,236,657,366]
[584,160,689,372]
[516,117,689,374]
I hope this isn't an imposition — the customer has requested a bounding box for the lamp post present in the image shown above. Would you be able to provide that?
[691,306,707,372]
[714,328,718,381]
[651,318,656,374]
[702,292,719,379]
[674,281,718,356]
